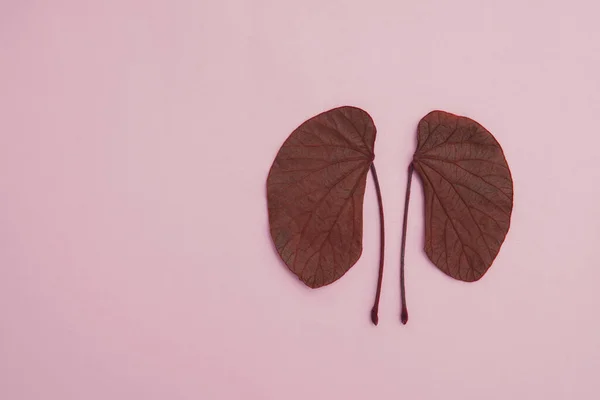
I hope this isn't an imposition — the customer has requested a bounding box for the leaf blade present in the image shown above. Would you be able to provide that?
[267,106,376,288]
[413,110,513,282]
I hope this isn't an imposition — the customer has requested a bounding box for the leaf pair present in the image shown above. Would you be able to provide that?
[266,106,513,324]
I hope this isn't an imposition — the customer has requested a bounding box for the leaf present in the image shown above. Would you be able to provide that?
[266,106,379,289]
[412,110,514,282]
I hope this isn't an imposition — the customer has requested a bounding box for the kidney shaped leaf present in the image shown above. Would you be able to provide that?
[267,106,377,288]
[412,110,513,282]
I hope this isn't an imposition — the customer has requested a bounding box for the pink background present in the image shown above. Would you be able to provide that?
[1,1,599,399]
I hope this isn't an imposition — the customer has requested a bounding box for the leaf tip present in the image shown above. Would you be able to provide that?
[370,307,379,326]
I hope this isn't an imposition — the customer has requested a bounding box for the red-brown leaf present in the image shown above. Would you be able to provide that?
[267,106,376,288]
[412,110,513,282]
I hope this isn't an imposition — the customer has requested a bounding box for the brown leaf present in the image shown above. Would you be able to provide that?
[267,106,377,288]
[412,110,513,282]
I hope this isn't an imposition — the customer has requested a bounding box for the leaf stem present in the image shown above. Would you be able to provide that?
[400,162,414,325]
[370,163,385,326]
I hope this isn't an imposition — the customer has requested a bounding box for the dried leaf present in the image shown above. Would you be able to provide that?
[267,106,379,289]
[412,110,514,281]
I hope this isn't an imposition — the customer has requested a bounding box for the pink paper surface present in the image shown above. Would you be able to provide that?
[1,1,599,399]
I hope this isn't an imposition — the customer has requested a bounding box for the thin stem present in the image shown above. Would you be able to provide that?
[370,163,385,326]
[400,163,414,325]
